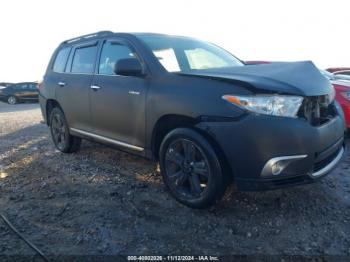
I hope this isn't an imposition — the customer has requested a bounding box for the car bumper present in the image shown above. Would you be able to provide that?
[196,112,347,191]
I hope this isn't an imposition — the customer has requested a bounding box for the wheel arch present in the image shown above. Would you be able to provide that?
[46,99,63,126]
[150,114,232,181]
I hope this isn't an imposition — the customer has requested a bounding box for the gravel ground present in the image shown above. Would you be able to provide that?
[0,101,350,259]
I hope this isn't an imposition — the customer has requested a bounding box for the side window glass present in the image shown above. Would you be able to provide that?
[53,47,71,73]
[71,45,98,74]
[98,42,136,75]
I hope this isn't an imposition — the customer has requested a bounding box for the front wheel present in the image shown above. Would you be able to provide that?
[159,128,228,208]
[50,107,81,153]
[7,96,17,105]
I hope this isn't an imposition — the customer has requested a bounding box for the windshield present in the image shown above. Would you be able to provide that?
[334,74,350,82]
[137,35,244,72]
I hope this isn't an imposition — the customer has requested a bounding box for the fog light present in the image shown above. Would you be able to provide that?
[261,154,308,177]
[271,162,284,175]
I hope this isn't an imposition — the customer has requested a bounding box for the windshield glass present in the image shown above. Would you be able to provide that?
[334,74,350,82]
[137,35,244,72]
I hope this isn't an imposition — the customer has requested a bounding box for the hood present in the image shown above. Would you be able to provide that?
[180,61,333,97]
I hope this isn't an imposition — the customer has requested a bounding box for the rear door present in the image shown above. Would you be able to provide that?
[89,38,147,149]
[55,42,99,132]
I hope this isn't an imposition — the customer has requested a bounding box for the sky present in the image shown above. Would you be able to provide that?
[0,0,348,82]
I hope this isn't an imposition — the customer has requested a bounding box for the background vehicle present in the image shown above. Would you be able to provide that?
[321,70,350,130]
[333,70,350,76]
[39,32,346,208]
[0,82,13,89]
[0,82,39,104]
[326,67,350,73]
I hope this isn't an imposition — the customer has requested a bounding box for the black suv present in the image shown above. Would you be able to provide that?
[0,82,39,104]
[39,31,346,208]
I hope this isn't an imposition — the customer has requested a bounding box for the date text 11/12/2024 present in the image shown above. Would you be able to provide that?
[127,256,219,261]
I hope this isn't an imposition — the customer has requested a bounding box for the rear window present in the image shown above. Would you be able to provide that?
[71,45,98,74]
[53,47,71,73]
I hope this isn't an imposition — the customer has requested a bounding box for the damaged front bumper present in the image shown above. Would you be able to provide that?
[196,111,347,191]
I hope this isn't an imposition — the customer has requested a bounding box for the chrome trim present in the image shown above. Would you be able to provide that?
[70,128,144,152]
[261,155,308,176]
[128,91,140,95]
[311,147,344,177]
[90,85,101,90]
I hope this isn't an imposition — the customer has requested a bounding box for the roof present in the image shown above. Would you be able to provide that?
[59,31,195,46]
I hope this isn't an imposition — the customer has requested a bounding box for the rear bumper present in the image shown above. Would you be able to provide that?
[196,111,347,191]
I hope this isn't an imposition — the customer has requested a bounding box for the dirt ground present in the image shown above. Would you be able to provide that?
[0,102,350,259]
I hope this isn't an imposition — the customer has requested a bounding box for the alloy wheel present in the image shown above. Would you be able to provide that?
[164,138,210,199]
[51,113,67,151]
[7,96,17,105]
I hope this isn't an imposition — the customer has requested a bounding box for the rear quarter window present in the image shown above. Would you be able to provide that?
[53,47,71,73]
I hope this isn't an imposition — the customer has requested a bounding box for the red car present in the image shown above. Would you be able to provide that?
[246,61,350,129]
[331,80,350,129]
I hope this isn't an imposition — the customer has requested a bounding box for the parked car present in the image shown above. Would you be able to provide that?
[320,70,350,130]
[333,70,350,76]
[326,67,350,73]
[0,82,39,104]
[334,74,350,82]
[39,31,346,208]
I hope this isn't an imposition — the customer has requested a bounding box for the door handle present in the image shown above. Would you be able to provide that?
[58,82,66,87]
[91,85,101,90]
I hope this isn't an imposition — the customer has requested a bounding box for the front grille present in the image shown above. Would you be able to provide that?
[298,95,337,126]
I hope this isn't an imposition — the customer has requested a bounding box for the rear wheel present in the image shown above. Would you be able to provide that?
[7,96,17,105]
[50,107,81,153]
[159,128,228,208]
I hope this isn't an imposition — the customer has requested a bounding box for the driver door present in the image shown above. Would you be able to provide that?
[90,39,147,150]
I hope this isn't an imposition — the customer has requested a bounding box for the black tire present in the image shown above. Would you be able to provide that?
[7,96,17,105]
[49,107,81,153]
[159,128,228,208]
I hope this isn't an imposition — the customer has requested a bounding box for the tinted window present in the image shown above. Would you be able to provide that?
[99,42,136,75]
[13,84,26,90]
[53,47,71,73]
[29,84,37,90]
[71,45,97,74]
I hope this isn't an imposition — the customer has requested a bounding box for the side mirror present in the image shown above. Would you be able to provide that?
[114,58,144,77]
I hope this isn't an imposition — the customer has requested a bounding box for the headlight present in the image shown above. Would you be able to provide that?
[341,91,350,101]
[222,95,304,118]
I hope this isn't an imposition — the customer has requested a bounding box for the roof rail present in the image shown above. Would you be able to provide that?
[61,31,114,45]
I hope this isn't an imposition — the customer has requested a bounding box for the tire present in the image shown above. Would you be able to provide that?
[159,128,228,208]
[49,107,81,153]
[7,96,17,105]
